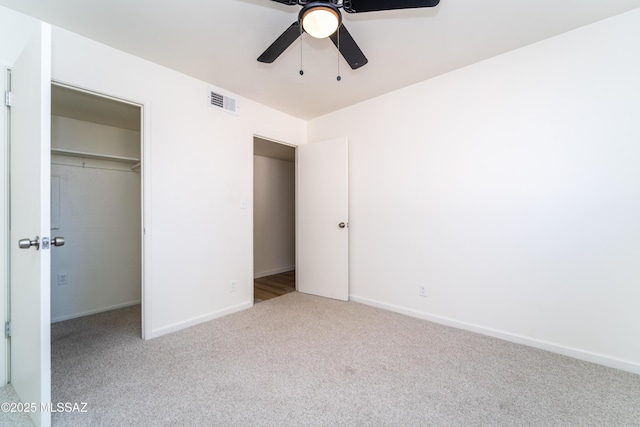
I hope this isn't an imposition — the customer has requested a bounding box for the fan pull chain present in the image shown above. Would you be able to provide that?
[336,26,342,82]
[299,26,304,76]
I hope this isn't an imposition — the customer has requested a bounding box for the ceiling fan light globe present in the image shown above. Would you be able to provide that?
[302,7,340,38]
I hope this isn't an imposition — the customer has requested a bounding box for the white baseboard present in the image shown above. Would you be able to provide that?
[149,300,253,339]
[254,265,295,279]
[51,300,141,323]
[350,295,640,375]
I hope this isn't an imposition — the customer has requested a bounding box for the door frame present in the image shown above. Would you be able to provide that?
[50,80,151,339]
[252,135,298,301]
[1,63,11,387]
[251,135,350,302]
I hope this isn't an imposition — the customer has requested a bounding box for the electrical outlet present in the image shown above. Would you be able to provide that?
[58,273,68,286]
[419,284,427,297]
[230,281,237,293]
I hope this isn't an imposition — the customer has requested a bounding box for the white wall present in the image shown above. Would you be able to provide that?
[51,115,140,158]
[50,116,141,322]
[50,26,307,338]
[253,155,295,278]
[308,9,640,373]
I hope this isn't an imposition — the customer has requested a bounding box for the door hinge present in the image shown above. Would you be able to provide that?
[4,322,10,338]
[4,90,11,107]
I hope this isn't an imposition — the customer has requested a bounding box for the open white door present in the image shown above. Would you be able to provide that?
[9,23,52,427]
[297,137,349,301]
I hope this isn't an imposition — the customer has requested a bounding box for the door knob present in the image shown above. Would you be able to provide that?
[52,237,65,247]
[338,222,347,229]
[18,236,39,250]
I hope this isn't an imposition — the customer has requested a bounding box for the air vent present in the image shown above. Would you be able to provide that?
[208,90,237,114]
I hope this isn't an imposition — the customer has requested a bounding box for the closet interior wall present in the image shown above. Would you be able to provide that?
[50,107,141,322]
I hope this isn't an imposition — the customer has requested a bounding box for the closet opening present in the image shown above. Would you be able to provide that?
[253,137,296,303]
[49,83,143,332]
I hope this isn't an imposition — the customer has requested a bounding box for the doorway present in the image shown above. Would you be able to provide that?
[253,137,296,303]
[49,83,143,325]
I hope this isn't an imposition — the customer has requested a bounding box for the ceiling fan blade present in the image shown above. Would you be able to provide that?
[329,25,368,70]
[258,22,302,63]
[343,0,440,13]
[269,0,298,4]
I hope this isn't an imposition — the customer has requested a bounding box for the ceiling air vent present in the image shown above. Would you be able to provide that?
[208,90,237,114]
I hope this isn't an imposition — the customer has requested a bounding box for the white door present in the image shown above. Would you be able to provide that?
[297,137,349,301]
[9,23,52,427]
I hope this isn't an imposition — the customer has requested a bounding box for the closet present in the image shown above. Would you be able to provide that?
[50,84,142,322]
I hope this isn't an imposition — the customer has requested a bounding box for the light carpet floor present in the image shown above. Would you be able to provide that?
[15,292,640,425]
[0,384,34,426]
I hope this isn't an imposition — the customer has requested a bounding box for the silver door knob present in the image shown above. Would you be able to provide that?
[338,222,346,229]
[52,237,65,247]
[18,236,40,250]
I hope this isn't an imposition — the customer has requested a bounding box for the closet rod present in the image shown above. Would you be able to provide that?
[51,148,140,163]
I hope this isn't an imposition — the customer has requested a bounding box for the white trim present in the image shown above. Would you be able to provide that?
[149,301,253,339]
[141,101,151,341]
[350,294,640,375]
[50,300,141,323]
[51,79,152,341]
[254,265,295,279]
[1,62,10,387]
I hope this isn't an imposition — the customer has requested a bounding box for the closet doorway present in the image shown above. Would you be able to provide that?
[253,137,296,303]
[50,83,143,328]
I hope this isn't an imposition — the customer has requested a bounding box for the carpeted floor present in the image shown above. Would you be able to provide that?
[38,292,640,425]
[0,384,33,426]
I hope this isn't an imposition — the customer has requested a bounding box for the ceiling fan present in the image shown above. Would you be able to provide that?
[257,0,441,70]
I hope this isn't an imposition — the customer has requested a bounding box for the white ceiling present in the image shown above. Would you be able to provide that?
[2,0,640,120]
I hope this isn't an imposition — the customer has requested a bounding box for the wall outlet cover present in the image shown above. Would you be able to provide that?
[58,273,68,286]
[419,284,427,297]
